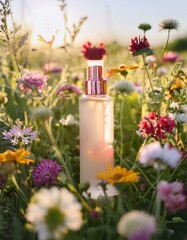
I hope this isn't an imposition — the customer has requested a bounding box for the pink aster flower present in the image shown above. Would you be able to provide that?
[42,62,62,74]
[2,124,38,146]
[32,159,62,188]
[56,84,83,96]
[129,36,153,56]
[157,180,186,213]
[81,41,106,60]
[162,51,182,63]
[138,112,176,140]
[18,71,48,93]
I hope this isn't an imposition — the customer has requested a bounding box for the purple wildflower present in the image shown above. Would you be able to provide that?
[90,207,101,219]
[18,71,48,93]
[32,159,62,188]
[42,63,62,74]
[0,175,5,189]
[56,84,83,96]
[157,180,186,213]
[2,124,37,146]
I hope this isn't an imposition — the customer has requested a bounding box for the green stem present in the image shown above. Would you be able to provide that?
[155,167,162,230]
[142,54,155,99]
[142,66,146,98]
[44,120,74,185]
[120,95,124,159]
[160,29,171,60]
[3,0,22,74]
[11,175,28,205]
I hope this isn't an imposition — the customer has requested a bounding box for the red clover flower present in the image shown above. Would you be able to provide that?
[81,41,106,60]
[129,36,153,56]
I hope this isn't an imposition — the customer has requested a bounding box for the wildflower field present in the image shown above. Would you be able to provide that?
[0,0,187,240]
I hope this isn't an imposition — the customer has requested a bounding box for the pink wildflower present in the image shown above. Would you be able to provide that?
[18,71,48,93]
[81,41,106,60]
[139,112,176,140]
[162,51,182,63]
[133,82,142,95]
[157,180,186,213]
[2,124,37,146]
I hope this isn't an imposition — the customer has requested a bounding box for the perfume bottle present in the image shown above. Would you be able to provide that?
[79,59,115,198]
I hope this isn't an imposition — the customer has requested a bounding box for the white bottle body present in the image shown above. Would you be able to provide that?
[79,95,114,196]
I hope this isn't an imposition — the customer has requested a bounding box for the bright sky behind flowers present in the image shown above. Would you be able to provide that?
[12,0,187,47]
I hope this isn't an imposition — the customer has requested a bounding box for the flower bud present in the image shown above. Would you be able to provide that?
[32,107,53,121]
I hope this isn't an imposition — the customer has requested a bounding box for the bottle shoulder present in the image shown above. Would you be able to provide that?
[79,94,113,101]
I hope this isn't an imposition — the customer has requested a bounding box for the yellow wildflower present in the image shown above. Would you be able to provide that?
[165,78,185,99]
[105,65,138,77]
[170,78,185,91]
[97,165,139,184]
[0,149,34,165]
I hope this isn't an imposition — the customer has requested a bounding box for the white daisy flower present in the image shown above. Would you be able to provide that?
[59,114,78,126]
[161,143,182,168]
[138,141,181,169]
[26,187,83,240]
[117,210,156,239]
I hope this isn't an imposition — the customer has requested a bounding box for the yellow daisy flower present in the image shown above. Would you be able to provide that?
[105,65,138,77]
[0,149,34,165]
[97,165,139,184]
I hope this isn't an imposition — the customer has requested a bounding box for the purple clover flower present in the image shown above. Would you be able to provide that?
[2,124,37,146]
[18,71,48,93]
[32,159,62,188]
